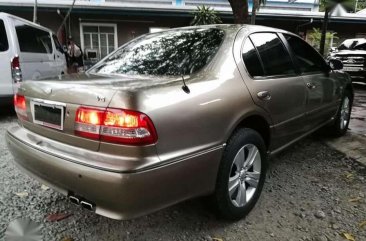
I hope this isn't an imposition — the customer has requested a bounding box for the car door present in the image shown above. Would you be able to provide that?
[236,32,308,150]
[0,17,13,98]
[51,34,66,75]
[282,34,340,131]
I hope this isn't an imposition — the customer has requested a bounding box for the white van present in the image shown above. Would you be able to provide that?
[0,12,66,105]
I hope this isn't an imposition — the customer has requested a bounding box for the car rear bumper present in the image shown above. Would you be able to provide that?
[6,125,223,220]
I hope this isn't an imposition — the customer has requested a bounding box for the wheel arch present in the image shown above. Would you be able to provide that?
[229,114,271,150]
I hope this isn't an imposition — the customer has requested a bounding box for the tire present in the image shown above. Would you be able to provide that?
[325,90,353,137]
[213,128,268,220]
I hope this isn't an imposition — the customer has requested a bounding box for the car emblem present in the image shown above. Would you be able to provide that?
[97,95,106,102]
[43,87,52,95]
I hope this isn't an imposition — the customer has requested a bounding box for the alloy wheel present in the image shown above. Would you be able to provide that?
[228,144,261,207]
[340,96,351,130]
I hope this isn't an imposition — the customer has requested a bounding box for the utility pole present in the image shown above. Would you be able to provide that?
[33,0,38,23]
[57,0,76,35]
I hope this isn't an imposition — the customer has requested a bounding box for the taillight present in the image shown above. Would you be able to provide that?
[14,94,27,119]
[75,107,157,146]
[11,56,22,83]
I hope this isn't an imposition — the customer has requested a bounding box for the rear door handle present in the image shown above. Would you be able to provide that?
[306,82,316,89]
[257,91,271,100]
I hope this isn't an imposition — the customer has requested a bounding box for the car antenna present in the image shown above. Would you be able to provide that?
[178,55,190,94]
[181,75,190,94]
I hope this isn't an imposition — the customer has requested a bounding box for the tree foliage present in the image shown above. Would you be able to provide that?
[308,28,338,54]
[191,5,222,26]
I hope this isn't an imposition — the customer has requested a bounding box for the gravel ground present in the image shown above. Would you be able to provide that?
[1,107,366,241]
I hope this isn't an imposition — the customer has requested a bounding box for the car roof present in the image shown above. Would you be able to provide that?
[0,12,53,34]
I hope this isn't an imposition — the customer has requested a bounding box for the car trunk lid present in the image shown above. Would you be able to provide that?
[17,74,118,151]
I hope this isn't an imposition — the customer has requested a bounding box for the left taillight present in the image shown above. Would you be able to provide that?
[11,56,22,83]
[75,107,158,146]
[14,94,27,119]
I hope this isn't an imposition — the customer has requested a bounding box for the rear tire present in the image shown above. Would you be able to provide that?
[213,128,267,220]
[325,90,353,137]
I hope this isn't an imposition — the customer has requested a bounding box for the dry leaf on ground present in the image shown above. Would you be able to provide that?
[342,232,356,241]
[359,220,366,229]
[46,213,72,222]
[41,184,50,191]
[348,197,362,203]
[15,191,28,198]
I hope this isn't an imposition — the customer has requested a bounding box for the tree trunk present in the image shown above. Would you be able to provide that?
[228,0,249,24]
[251,0,258,25]
[319,8,330,56]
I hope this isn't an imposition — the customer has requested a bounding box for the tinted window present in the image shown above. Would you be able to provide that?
[284,34,326,74]
[250,33,295,77]
[90,28,224,76]
[242,39,264,77]
[338,39,366,50]
[0,20,8,52]
[15,21,52,54]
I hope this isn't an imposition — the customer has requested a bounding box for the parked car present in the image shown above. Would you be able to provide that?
[0,12,66,105]
[329,38,366,82]
[6,25,353,220]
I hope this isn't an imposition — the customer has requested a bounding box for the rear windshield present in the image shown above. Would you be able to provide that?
[0,20,9,52]
[15,20,53,54]
[89,28,225,76]
[338,39,366,51]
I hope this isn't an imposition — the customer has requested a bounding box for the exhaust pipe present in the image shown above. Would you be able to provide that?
[68,195,80,205]
[80,200,94,211]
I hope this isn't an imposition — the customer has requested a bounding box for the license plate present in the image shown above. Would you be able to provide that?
[343,67,363,72]
[31,101,64,130]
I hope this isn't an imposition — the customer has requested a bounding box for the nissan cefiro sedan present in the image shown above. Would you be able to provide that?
[7,25,353,220]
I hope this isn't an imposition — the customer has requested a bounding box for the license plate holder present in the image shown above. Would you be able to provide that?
[31,100,64,130]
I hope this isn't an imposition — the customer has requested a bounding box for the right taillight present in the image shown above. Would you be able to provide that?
[11,56,22,83]
[75,107,158,146]
[14,94,27,119]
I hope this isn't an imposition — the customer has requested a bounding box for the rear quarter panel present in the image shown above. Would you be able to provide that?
[107,28,272,164]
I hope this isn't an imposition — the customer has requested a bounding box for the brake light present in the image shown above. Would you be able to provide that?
[11,56,22,83]
[75,107,157,145]
[14,94,27,119]
[75,107,105,140]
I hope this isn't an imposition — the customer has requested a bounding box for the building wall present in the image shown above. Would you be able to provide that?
[2,8,365,57]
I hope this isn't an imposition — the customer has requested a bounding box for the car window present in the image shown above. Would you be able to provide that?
[0,20,9,52]
[283,34,327,74]
[89,28,224,76]
[242,39,264,77]
[249,33,295,77]
[15,20,53,54]
[338,39,366,50]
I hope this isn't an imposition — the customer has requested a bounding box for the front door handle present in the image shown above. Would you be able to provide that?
[257,91,271,100]
[306,82,316,89]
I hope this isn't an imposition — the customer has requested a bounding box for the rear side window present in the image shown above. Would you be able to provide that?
[242,39,264,77]
[250,33,295,77]
[283,34,326,74]
[0,20,9,52]
[15,20,52,54]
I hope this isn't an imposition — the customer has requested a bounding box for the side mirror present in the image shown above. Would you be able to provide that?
[330,47,338,53]
[328,58,343,70]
